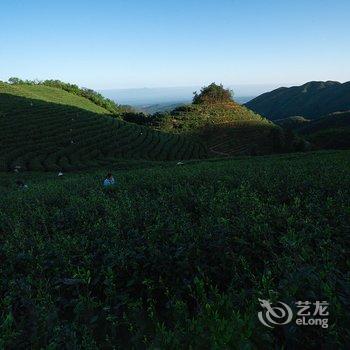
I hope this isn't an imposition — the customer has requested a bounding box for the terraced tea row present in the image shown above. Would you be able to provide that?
[0,82,110,114]
[155,103,278,155]
[207,122,275,156]
[0,87,207,171]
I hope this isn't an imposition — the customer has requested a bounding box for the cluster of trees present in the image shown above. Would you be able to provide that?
[122,111,165,127]
[193,83,234,104]
[42,79,121,114]
[6,77,129,115]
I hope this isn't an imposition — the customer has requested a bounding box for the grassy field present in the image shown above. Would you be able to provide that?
[0,83,207,171]
[1,150,349,348]
[0,83,111,114]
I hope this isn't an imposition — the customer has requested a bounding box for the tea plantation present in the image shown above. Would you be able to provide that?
[1,150,349,348]
[0,83,207,171]
[154,103,278,156]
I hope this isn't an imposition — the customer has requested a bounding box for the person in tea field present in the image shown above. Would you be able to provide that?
[16,180,28,190]
[103,173,115,188]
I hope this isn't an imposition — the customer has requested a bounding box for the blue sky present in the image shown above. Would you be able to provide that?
[1,0,349,89]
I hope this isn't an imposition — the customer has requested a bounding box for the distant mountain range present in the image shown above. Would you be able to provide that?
[99,84,278,109]
[245,81,350,120]
[135,96,253,114]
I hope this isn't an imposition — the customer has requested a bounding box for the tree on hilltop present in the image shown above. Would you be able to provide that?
[8,77,24,85]
[193,83,233,105]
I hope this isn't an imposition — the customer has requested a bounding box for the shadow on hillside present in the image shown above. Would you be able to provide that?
[0,93,120,172]
[0,92,113,117]
[0,93,207,171]
[200,123,277,156]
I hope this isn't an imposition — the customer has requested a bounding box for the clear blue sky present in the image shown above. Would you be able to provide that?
[1,0,349,89]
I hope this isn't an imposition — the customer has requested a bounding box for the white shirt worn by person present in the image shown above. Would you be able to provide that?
[103,177,115,187]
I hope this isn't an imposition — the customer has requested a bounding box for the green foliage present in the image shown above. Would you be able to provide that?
[141,83,281,156]
[154,102,279,156]
[8,77,25,85]
[300,111,350,134]
[0,85,207,171]
[274,111,350,151]
[160,102,272,132]
[42,80,124,114]
[122,111,159,126]
[6,77,127,115]
[0,151,349,348]
[193,83,233,105]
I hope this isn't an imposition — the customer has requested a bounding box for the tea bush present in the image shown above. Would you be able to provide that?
[0,151,349,348]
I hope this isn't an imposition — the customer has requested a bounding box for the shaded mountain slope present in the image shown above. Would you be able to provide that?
[299,110,350,134]
[274,116,311,129]
[245,81,350,120]
[300,111,350,150]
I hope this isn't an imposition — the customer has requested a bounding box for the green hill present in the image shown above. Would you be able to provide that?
[245,81,350,120]
[273,111,350,151]
[275,116,311,129]
[151,84,279,156]
[0,82,112,114]
[299,110,350,150]
[0,82,207,171]
[300,110,350,134]
[161,103,277,156]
